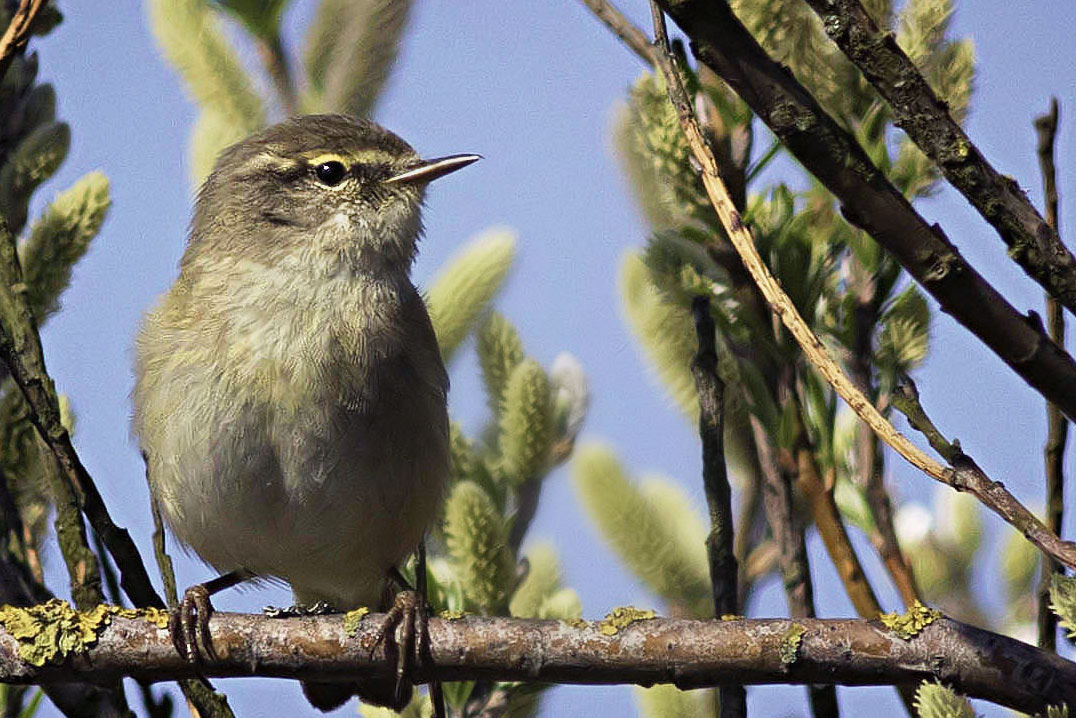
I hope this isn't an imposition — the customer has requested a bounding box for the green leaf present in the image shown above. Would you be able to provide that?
[444,481,515,613]
[498,359,555,486]
[877,285,930,373]
[147,0,265,137]
[913,680,975,718]
[301,0,414,116]
[426,228,516,361]
[20,172,110,323]
[572,444,711,615]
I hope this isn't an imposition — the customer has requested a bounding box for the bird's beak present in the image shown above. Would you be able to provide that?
[384,154,482,185]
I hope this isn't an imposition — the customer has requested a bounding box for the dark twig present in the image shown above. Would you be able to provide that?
[652,0,1076,422]
[0,0,48,84]
[577,0,654,64]
[2,612,1075,714]
[688,293,744,717]
[750,420,839,717]
[801,0,1076,316]
[1035,98,1066,652]
[0,216,164,610]
[147,484,235,718]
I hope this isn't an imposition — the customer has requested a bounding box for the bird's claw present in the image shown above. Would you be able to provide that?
[169,583,217,664]
[371,590,426,707]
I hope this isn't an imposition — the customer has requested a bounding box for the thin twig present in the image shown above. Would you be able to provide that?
[2,612,1075,714]
[801,0,1076,316]
[750,419,840,718]
[625,0,1076,573]
[687,293,744,718]
[0,216,164,610]
[652,0,1076,422]
[1033,97,1066,652]
[846,260,919,608]
[890,374,1076,571]
[577,0,654,64]
[0,0,48,84]
[147,482,235,718]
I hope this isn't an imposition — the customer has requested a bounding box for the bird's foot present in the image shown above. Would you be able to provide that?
[170,583,217,664]
[263,601,337,618]
[371,590,426,707]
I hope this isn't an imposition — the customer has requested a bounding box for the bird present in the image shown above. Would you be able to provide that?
[132,114,478,711]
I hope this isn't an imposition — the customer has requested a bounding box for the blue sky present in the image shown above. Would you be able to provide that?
[23,1,1076,716]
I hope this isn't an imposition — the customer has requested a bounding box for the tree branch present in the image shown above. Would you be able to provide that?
[652,0,1076,424]
[1,612,1074,714]
[800,0,1076,316]
[1033,97,1066,652]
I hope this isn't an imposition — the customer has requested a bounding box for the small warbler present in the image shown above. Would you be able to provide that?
[133,114,478,710]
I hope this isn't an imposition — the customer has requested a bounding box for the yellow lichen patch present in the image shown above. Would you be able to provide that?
[720,614,743,621]
[113,606,170,629]
[565,618,590,630]
[0,600,127,666]
[344,607,370,637]
[598,606,657,636]
[439,609,467,621]
[880,601,942,640]
[779,624,807,664]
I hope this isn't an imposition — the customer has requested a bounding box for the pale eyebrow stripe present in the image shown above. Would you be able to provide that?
[301,150,400,166]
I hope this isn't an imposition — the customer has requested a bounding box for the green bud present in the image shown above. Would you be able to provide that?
[498,359,554,485]
[509,543,562,618]
[21,172,111,322]
[444,481,515,612]
[477,312,525,410]
[426,228,516,360]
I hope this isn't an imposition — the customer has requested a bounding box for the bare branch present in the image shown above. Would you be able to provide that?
[1,612,1074,714]
[801,0,1076,316]
[652,0,1076,424]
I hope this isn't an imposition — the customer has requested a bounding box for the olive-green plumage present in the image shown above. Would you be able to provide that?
[133,114,478,711]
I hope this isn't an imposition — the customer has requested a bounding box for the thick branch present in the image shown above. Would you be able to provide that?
[653,0,1076,423]
[1,612,1074,714]
[801,0,1076,315]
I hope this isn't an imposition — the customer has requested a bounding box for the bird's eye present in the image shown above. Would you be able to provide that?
[314,161,348,186]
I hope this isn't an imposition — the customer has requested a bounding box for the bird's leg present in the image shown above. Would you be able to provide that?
[374,541,442,713]
[417,541,447,718]
[170,569,254,663]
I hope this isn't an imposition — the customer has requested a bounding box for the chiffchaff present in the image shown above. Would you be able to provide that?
[133,114,478,710]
